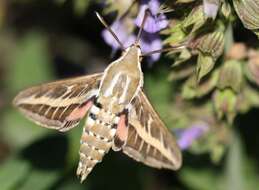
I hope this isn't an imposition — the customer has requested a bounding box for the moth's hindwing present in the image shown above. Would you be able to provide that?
[123,90,182,170]
[13,73,103,132]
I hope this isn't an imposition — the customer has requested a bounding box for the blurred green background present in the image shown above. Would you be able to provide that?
[0,0,259,190]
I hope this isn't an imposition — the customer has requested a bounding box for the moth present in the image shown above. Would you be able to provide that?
[13,11,183,182]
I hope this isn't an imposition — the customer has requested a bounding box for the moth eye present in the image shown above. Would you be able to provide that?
[89,113,97,120]
[95,102,102,109]
[94,98,103,109]
[111,124,117,129]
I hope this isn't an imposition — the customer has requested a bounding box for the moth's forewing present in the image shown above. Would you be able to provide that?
[13,73,103,132]
[122,90,182,170]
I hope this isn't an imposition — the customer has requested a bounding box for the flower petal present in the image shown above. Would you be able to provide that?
[140,32,162,61]
[102,20,136,50]
[177,122,209,150]
[102,20,126,50]
[135,0,168,33]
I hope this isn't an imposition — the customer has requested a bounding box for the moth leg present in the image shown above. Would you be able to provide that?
[112,110,128,151]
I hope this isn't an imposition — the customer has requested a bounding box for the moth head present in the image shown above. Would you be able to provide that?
[115,45,141,68]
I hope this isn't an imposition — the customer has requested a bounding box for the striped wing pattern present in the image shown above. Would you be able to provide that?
[13,73,102,132]
[123,90,182,170]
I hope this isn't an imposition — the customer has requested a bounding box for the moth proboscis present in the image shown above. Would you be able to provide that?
[13,10,184,183]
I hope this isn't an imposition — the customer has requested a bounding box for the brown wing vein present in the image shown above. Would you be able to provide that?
[13,73,102,132]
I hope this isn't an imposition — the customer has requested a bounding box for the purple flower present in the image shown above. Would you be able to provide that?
[176,122,209,150]
[203,0,220,20]
[101,0,168,63]
[102,20,136,50]
[135,0,168,33]
[140,31,162,61]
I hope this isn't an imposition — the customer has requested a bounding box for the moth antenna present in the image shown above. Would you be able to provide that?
[95,12,125,50]
[135,9,149,45]
[141,34,195,57]
[141,44,187,57]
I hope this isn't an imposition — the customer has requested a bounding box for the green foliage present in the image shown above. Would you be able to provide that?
[0,159,30,190]
[6,33,54,94]
[144,68,173,126]
[3,33,53,150]
[217,60,243,93]
[73,0,91,16]
[19,170,60,190]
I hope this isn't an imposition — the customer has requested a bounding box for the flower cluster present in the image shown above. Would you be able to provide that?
[102,0,168,62]
[176,121,209,150]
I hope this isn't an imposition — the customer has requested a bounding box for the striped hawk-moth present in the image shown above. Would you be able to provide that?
[13,12,182,182]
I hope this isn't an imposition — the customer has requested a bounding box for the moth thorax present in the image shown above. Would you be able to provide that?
[97,96,125,114]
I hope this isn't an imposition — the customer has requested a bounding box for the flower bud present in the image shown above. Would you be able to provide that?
[182,6,206,32]
[217,60,243,93]
[233,0,259,38]
[196,30,224,60]
[213,89,237,123]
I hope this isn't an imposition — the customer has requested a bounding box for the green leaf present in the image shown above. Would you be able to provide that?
[180,167,221,190]
[196,53,215,82]
[144,69,172,126]
[224,132,245,190]
[169,64,195,81]
[104,0,134,17]
[182,5,206,33]
[222,131,259,190]
[164,23,187,45]
[74,0,90,16]
[7,32,54,94]
[0,158,30,190]
[213,89,237,123]
[182,75,197,99]
[182,69,218,99]
[66,123,83,169]
[19,170,60,190]
[172,48,192,67]
[221,0,232,19]
[2,32,53,150]
[2,109,49,150]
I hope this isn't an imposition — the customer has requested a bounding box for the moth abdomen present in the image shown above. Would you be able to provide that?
[77,105,118,181]
[77,125,114,182]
